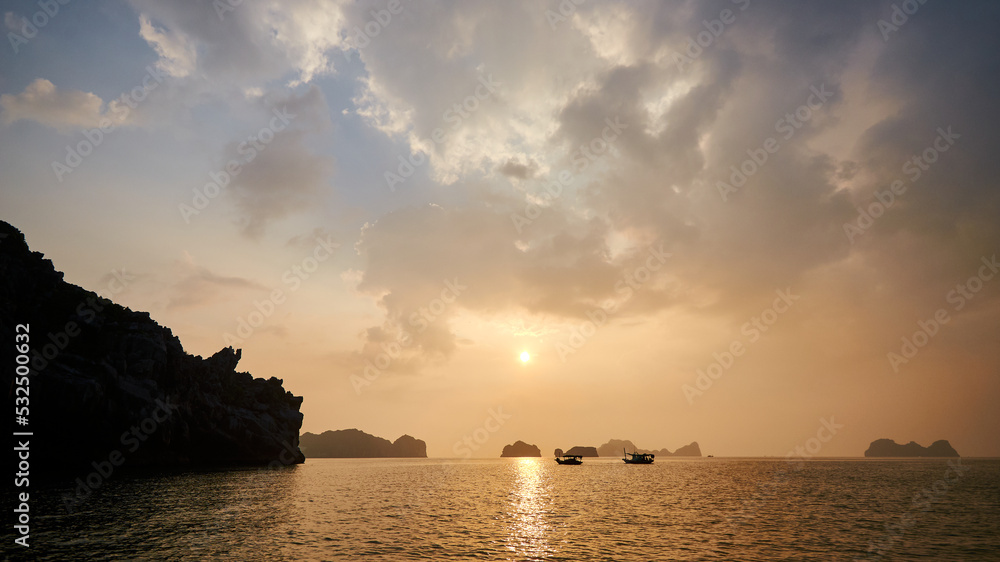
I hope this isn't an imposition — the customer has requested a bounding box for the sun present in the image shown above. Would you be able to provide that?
[519,351,531,363]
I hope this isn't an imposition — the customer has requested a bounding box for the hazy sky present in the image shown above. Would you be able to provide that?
[2,0,998,457]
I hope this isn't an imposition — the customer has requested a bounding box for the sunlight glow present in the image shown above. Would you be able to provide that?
[520,351,530,363]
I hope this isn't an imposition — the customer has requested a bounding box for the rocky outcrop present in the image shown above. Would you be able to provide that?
[299,429,427,457]
[668,442,702,457]
[391,434,428,457]
[500,440,541,457]
[597,439,703,457]
[0,221,305,472]
[554,448,564,457]
[864,439,959,457]
[564,445,599,457]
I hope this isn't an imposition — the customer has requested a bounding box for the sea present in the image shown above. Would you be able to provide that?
[5,458,999,560]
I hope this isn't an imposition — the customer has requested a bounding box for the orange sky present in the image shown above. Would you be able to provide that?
[2,0,998,457]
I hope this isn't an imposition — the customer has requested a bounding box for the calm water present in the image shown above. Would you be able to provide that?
[5,458,999,560]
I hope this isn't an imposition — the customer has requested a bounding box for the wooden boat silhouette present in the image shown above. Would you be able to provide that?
[555,454,583,465]
[623,448,654,464]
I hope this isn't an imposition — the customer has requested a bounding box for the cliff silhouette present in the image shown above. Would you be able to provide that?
[563,445,599,457]
[0,220,305,470]
[500,440,541,457]
[864,439,959,457]
[299,429,427,457]
[597,439,702,457]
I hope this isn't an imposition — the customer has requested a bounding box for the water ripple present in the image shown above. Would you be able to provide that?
[5,458,998,560]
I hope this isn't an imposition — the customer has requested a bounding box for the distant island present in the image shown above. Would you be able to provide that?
[597,439,702,457]
[299,429,426,458]
[0,220,305,471]
[500,440,541,457]
[864,439,959,457]
[563,446,599,457]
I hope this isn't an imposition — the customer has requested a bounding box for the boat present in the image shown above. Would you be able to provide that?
[555,455,583,465]
[623,448,654,464]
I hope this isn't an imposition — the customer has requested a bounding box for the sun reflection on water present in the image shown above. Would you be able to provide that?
[503,458,554,559]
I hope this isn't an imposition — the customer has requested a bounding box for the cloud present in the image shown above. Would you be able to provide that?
[167,263,268,310]
[330,0,1000,387]
[347,0,609,185]
[222,87,335,238]
[286,226,340,250]
[0,79,120,132]
[138,14,197,78]
[127,0,347,87]
[349,202,678,374]
[498,157,539,180]
[228,129,333,238]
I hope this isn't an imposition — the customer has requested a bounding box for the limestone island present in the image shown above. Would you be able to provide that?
[299,429,427,457]
[597,439,702,457]
[500,440,541,457]
[0,220,305,472]
[864,439,959,457]
[563,446,599,457]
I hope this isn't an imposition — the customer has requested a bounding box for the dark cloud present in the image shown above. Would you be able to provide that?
[228,130,332,238]
[498,158,539,180]
[223,87,334,238]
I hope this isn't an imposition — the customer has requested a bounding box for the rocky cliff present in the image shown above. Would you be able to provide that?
[0,221,305,471]
[500,440,541,457]
[299,429,427,457]
[864,439,959,457]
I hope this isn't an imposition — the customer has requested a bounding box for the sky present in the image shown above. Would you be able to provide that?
[1,0,998,458]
